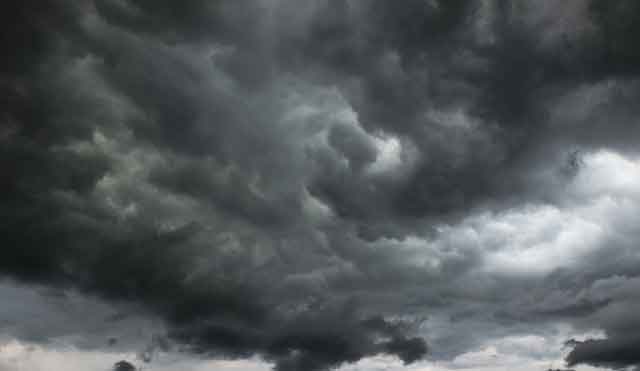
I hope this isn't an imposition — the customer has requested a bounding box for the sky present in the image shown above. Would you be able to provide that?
[2,1,640,370]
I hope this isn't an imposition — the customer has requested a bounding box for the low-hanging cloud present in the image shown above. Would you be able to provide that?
[3,1,640,370]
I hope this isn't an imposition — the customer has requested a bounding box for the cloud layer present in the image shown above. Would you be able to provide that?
[2,1,640,370]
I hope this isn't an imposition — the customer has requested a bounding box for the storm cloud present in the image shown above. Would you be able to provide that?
[2,1,640,370]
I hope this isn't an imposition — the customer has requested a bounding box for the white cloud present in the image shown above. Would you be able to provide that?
[413,149,640,276]
[335,327,604,371]
[0,340,272,371]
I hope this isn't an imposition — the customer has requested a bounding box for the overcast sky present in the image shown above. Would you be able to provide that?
[2,1,640,370]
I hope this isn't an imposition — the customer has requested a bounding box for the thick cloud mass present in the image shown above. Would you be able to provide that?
[2,1,640,370]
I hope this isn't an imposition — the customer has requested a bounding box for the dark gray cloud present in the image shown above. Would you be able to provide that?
[113,360,136,371]
[563,276,640,369]
[3,1,640,370]
[566,337,640,369]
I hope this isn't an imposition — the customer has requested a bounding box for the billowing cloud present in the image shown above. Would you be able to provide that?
[2,1,640,370]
